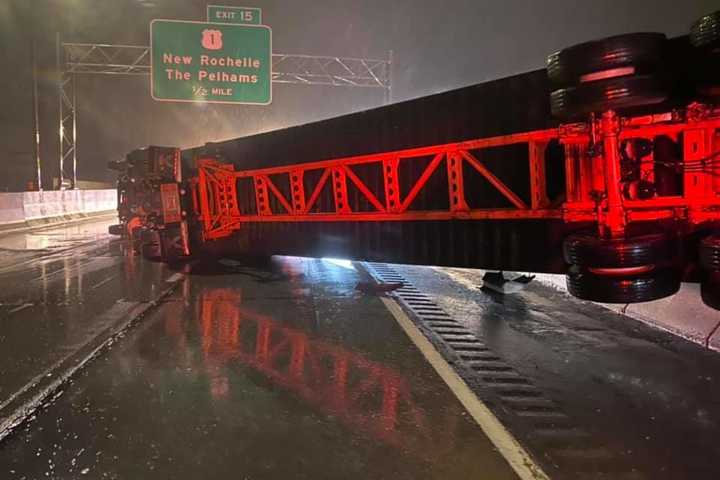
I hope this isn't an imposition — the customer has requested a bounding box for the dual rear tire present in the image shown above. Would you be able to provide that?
[563,230,680,303]
[547,33,672,119]
[547,11,720,119]
[566,266,680,304]
[690,10,720,101]
[553,14,719,304]
[700,234,720,309]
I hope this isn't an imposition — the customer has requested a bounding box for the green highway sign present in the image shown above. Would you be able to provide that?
[207,5,262,25]
[150,19,271,105]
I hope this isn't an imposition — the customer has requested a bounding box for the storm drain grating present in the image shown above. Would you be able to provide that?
[363,262,643,480]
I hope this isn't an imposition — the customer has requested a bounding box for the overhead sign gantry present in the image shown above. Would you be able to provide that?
[55,5,392,189]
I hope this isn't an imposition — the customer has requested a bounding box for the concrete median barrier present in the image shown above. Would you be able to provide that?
[0,193,26,225]
[0,189,117,231]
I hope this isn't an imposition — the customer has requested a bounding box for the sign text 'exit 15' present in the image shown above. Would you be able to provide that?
[207,5,262,25]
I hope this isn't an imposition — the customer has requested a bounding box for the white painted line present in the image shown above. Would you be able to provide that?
[0,281,180,442]
[9,303,33,314]
[380,297,550,480]
[91,274,117,290]
[165,272,184,283]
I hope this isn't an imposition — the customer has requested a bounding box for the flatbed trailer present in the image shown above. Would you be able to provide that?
[111,11,720,308]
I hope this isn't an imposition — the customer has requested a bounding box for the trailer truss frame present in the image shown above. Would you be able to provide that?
[195,113,720,241]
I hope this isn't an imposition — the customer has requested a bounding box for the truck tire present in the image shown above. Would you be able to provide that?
[700,234,720,310]
[699,234,720,271]
[690,11,720,102]
[550,74,670,119]
[563,230,673,268]
[566,266,680,303]
[159,231,180,263]
[547,33,667,88]
[139,229,162,260]
[692,56,720,103]
[141,242,161,261]
[690,10,720,51]
[701,271,720,310]
[698,79,720,102]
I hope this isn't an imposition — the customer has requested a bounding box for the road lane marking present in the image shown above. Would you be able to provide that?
[380,297,550,480]
[91,274,117,290]
[0,279,182,442]
[8,303,33,314]
[166,272,184,283]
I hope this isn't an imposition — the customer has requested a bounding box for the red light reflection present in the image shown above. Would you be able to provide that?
[196,288,428,446]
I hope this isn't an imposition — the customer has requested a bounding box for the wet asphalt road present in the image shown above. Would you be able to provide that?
[2,218,720,479]
[0,218,177,419]
[0,220,518,479]
[391,264,720,479]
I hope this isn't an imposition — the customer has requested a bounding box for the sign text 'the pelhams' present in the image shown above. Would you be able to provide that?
[162,53,261,84]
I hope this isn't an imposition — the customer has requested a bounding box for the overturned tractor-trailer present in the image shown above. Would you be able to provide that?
[110,11,720,309]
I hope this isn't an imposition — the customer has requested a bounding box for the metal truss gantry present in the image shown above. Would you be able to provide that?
[57,41,392,188]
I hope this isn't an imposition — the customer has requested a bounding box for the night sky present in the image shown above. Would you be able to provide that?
[0,0,717,190]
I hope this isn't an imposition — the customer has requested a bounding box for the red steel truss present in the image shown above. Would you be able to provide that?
[195,110,720,241]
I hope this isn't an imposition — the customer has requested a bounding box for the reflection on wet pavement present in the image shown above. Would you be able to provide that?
[0,218,112,253]
[3,219,720,478]
[0,217,176,418]
[0,256,519,479]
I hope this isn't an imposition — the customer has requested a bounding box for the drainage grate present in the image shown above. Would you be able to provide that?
[363,262,643,480]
